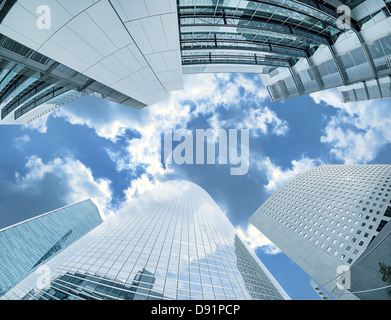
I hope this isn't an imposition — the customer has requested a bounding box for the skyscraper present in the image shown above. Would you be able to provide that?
[1,181,289,300]
[249,165,391,300]
[0,0,390,125]
[0,0,182,125]
[0,199,102,297]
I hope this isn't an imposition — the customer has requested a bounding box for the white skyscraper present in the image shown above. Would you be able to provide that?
[2,181,289,300]
[249,165,391,300]
[1,1,391,125]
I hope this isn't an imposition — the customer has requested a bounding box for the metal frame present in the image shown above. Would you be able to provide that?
[328,45,349,86]
[177,1,336,73]
[305,57,324,90]
[290,0,377,78]
[179,11,331,46]
[179,10,329,44]
[247,0,350,34]
[178,1,379,84]
[180,36,309,59]
[182,52,291,68]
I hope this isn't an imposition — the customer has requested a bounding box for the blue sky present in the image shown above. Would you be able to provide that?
[1,73,391,300]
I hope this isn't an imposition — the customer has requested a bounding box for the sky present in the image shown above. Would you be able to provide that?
[1,73,391,300]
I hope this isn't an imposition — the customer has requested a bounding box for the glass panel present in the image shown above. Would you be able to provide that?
[2,182,286,300]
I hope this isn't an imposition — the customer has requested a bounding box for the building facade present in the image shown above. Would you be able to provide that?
[259,0,391,103]
[346,212,391,300]
[0,0,390,125]
[310,279,333,300]
[0,0,182,125]
[1,181,289,300]
[249,165,391,299]
[0,199,102,297]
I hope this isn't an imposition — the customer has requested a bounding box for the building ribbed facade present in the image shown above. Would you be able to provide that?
[0,200,102,297]
[249,165,391,300]
[1,181,289,300]
[0,1,390,125]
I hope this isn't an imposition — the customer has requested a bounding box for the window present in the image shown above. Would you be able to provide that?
[376,220,388,232]
[385,206,391,218]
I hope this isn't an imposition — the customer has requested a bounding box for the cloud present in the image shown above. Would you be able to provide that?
[123,173,158,204]
[13,134,31,150]
[53,73,274,142]
[310,89,391,163]
[52,73,280,204]
[257,156,322,192]
[243,107,289,136]
[320,118,386,164]
[16,155,113,219]
[310,89,342,109]
[208,105,289,137]
[24,114,50,133]
[237,223,281,255]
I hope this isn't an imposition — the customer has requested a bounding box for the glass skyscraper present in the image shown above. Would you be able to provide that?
[0,0,390,125]
[1,181,289,300]
[0,199,102,297]
[249,165,391,300]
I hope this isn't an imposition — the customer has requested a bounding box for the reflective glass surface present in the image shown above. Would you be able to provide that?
[179,1,391,103]
[177,0,343,68]
[2,181,288,300]
[0,200,102,297]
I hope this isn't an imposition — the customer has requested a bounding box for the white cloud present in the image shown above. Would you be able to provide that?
[242,107,289,136]
[310,89,391,163]
[13,134,31,150]
[52,73,278,204]
[208,105,289,138]
[16,155,113,219]
[54,73,272,142]
[258,156,322,192]
[123,173,158,204]
[320,118,385,164]
[310,89,342,109]
[24,114,50,133]
[237,223,281,255]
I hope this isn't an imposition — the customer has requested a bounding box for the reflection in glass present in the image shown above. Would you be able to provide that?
[0,200,102,297]
[2,181,289,300]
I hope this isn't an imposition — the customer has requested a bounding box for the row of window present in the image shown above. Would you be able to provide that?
[258,166,391,265]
